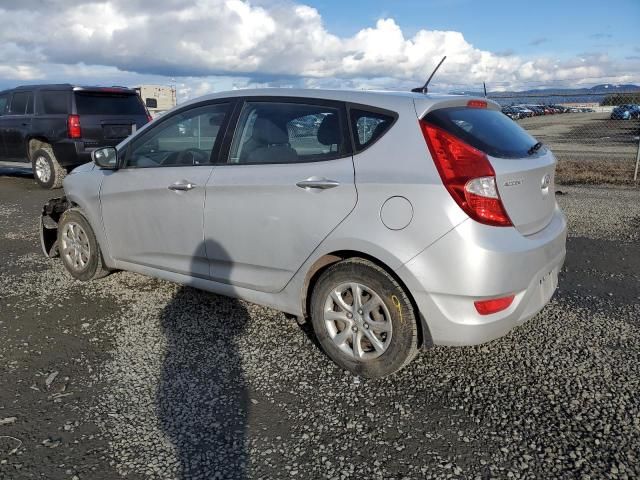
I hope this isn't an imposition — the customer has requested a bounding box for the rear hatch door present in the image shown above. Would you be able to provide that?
[73,89,149,147]
[423,103,556,235]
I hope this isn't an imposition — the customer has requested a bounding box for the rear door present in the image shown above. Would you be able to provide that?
[100,101,231,277]
[73,89,148,148]
[423,105,556,235]
[203,98,356,292]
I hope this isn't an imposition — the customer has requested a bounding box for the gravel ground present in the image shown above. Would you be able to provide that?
[0,170,639,480]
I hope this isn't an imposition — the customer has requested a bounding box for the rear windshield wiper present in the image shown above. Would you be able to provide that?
[528,142,543,155]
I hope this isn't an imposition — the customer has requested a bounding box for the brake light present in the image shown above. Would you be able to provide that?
[67,114,81,139]
[474,295,515,315]
[146,113,153,123]
[467,100,487,109]
[419,121,512,227]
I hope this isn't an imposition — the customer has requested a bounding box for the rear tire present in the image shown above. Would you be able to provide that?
[310,258,419,378]
[32,146,66,189]
[58,208,108,281]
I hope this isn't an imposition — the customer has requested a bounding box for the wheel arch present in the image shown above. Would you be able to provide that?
[301,250,432,348]
[27,136,52,161]
[63,192,114,267]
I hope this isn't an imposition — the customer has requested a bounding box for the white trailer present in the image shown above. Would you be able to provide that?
[134,85,177,118]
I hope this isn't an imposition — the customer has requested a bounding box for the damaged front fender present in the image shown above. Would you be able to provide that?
[40,196,70,258]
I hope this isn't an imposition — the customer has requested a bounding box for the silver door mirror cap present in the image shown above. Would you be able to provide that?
[92,147,118,169]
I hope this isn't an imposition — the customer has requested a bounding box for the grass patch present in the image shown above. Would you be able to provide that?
[556,159,639,186]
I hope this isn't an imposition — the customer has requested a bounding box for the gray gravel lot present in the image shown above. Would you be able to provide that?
[1,170,639,480]
[518,113,639,165]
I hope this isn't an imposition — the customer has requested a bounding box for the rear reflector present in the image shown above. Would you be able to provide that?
[467,100,487,109]
[474,295,515,315]
[67,114,81,139]
[419,121,512,226]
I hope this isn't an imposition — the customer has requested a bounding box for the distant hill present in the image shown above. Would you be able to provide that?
[450,84,640,105]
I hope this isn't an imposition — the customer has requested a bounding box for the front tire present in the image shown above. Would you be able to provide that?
[32,146,66,189]
[58,209,108,281]
[310,258,419,378]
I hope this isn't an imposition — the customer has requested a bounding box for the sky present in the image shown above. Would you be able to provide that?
[0,0,638,100]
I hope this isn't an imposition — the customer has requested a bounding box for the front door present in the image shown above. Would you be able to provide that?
[100,101,231,277]
[204,98,357,292]
[0,93,10,158]
[2,91,33,160]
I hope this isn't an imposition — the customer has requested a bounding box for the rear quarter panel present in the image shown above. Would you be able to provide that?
[324,96,468,267]
[279,96,469,314]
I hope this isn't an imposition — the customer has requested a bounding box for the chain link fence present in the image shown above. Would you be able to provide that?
[484,89,640,185]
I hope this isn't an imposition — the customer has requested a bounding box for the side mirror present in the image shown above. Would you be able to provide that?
[92,147,118,169]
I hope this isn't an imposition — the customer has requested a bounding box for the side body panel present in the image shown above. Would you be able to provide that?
[204,158,357,292]
[100,166,214,277]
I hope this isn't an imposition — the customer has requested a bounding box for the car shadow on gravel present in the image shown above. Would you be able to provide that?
[156,241,249,479]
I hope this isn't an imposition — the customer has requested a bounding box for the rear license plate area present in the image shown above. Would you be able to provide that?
[103,125,131,139]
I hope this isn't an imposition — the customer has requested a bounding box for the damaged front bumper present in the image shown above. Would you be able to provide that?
[40,197,70,258]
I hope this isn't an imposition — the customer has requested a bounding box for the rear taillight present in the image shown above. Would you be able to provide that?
[419,121,512,227]
[474,295,515,315]
[67,114,81,139]
[146,113,153,123]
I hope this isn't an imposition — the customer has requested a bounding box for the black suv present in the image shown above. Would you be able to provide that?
[0,84,150,188]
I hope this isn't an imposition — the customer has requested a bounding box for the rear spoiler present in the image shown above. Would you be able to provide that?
[72,86,137,95]
[413,96,501,119]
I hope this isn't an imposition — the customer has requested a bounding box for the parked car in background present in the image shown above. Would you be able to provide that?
[501,106,522,120]
[41,89,567,377]
[512,105,534,118]
[610,104,640,120]
[0,84,150,188]
[526,105,545,116]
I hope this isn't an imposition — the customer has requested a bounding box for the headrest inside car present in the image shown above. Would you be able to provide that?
[317,114,341,146]
[252,118,289,145]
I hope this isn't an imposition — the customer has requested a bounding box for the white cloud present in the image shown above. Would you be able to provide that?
[0,0,637,97]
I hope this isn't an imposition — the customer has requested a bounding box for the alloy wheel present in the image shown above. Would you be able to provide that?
[323,282,393,360]
[61,222,91,271]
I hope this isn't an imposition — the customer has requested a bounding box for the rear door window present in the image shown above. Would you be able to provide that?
[40,91,70,114]
[0,94,8,115]
[424,107,539,158]
[74,92,146,115]
[350,108,396,151]
[8,92,30,115]
[229,101,348,164]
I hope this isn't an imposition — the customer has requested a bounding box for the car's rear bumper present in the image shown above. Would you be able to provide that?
[396,205,567,346]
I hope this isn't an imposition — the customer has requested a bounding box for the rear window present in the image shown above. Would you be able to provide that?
[350,108,395,151]
[423,106,539,158]
[40,91,70,114]
[74,92,146,115]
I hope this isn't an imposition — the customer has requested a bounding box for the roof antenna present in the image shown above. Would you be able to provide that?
[411,55,447,94]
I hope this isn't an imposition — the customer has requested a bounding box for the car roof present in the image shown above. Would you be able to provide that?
[180,88,488,109]
[0,84,137,95]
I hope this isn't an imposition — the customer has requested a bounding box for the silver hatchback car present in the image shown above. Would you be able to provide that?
[41,89,567,377]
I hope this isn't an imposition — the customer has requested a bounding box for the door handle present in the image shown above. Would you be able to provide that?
[168,181,197,191]
[296,178,340,190]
